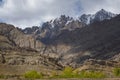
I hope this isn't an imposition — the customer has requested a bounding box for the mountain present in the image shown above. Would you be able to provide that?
[0,23,44,51]
[79,9,117,24]
[1,10,120,79]
[22,26,39,34]
[52,14,120,64]
[23,15,83,44]
[21,14,120,66]
[0,23,62,70]
[20,10,120,65]
[23,15,83,34]
[22,9,117,42]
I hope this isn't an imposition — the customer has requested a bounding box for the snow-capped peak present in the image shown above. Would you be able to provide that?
[79,9,117,24]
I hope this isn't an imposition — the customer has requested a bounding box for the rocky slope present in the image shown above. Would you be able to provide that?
[22,9,116,45]
[0,23,45,51]
[17,14,120,67]
[51,14,120,64]
[22,15,84,44]
[1,14,120,68]
[0,23,64,69]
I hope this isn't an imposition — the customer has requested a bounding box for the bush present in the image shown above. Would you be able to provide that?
[49,66,106,79]
[55,67,106,79]
[0,75,5,79]
[51,66,74,78]
[23,70,43,79]
[113,68,120,77]
[60,66,74,78]
[79,71,106,78]
[0,75,10,79]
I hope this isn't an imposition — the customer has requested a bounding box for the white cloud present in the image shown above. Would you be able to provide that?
[0,0,81,28]
[0,0,120,28]
[80,0,120,14]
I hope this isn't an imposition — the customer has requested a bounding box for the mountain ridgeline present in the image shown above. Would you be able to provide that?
[22,9,117,44]
[0,9,120,67]
[80,9,116,24]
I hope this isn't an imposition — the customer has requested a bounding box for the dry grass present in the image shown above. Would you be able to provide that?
[0,64,54,75]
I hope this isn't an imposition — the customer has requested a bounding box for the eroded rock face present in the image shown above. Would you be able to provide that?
[22,26,39,34]
[0,54,5,64]
[0,23,44,51]
[0,23,14,35]
[0,50,63,70]
[84,59,120,67]
[8,57,24,65]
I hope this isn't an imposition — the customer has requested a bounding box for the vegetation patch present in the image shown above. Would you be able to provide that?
[51,66,106,79]
[59,66,74,78]
[77,70,106,78]
[23,70,43,79]
[113,68,120,77]
[0,74,5,79]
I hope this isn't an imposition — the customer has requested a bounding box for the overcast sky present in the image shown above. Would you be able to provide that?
[0,0,120,28]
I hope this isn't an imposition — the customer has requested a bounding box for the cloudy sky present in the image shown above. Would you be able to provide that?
[0,0,120,28]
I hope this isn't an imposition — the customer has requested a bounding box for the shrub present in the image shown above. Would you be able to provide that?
[51,66,74,78]
[60,66,74,78]
[23,70,43,79]
[59,70,105,78]
[113,68,120,77]
[0,74,5,79]
[0,75,10,79]
[49,66,106,79]
[80,71,106,78]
